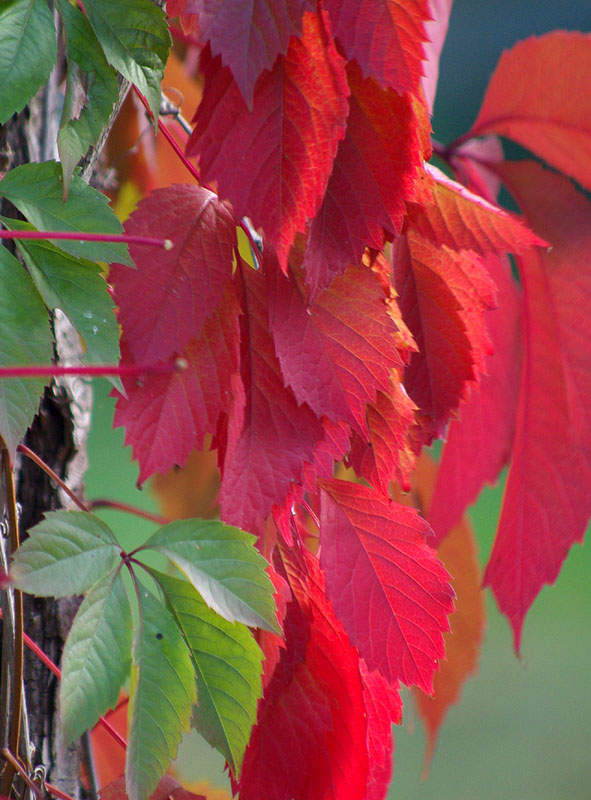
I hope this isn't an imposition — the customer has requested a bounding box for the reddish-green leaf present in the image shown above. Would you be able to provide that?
[393,232,496,442]
[405,164,545,256]
[267,254,402,436]
[319,479,454,692]
[110,185,237,363]
[114,283,240,484]
[467,32,591,190]
[237,545,369,800]
[219,263,324,531]
[428,254,522,544]
[324,0,430,95]
[187,10,349,269]
[304,62,422,298]
[186,0,313,107]
[483,161,591,649]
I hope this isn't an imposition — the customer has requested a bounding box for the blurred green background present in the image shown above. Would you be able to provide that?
[86,2,591,797]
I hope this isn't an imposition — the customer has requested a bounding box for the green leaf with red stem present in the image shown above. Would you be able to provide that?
[0,161,132,265]
[0,246,53,458]
[6,219,121,379]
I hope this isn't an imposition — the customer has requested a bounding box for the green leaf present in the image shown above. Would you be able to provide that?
[5,219,121,373]
[83,0,170,122]
[60,570,132,745]
[0,162,132,265]
[154,570,263,776]
[126,583,196,800]
[11,511,120,597]
[57,0,119,194]
[0,0,57,124]
[0,246,53,457]
[143,519,279,633]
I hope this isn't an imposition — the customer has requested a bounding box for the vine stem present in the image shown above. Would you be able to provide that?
[17,444,89,512]
[0,441,24,797]
[0,359,186,379]
[0,229,173,249]
[88,498,170,526]
[1,748,43,800]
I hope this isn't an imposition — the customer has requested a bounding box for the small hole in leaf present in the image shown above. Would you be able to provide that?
[156,633,163,640]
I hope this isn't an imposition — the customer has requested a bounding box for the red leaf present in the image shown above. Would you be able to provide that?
[304,62,423,298]
[392,232,496,441]
[483,161,591,650]
[360,662,402,800]
[219,262,324,531]
[238,546,369,800]
[267,253,402,436]
[467,32,591,190]
[114,283,241,484]
[428,254,522,544]
[405,164,545,256]
[185,0,313,107]
[110,185,237,363]
[348,375,418,493]
[324,0,430,95]
[420,0,453,113]
[187,11,349,269]
[319,479,454,692]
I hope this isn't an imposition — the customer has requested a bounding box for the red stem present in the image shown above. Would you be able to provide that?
[46,781,79,800]
[0,229,172,249]
[88,498,170,526]
[17,444,89,512]
[0,360,184,379]
[302,499,320,530]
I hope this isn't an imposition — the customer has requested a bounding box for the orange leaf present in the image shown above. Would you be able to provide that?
[392,454,486,771]
[151,443,220,521]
